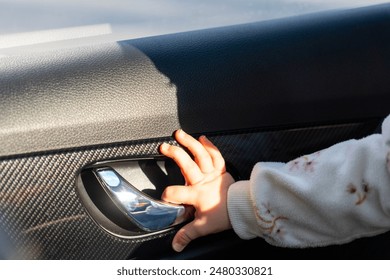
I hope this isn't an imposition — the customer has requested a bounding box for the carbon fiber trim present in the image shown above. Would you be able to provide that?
[0,139,178,260]
[0,120,381,259]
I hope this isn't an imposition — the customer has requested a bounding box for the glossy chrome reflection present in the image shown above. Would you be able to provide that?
[95,168,187,232]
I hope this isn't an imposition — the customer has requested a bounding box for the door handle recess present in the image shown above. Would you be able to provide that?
[76,157,191,238]
[76,157,240,239]
[77,157,239,238]
[94,167,188,232]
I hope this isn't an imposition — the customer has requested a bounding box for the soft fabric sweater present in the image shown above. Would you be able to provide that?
[227,114,390,247]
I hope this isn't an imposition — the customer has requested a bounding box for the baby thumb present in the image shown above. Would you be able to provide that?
[172,222,200,252]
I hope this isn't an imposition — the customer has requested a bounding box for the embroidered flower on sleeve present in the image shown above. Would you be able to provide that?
[288,152,319,173]
[254,202,288,241]
[346,180,371,205]
[303,156,318,172]
[289,160,300,171]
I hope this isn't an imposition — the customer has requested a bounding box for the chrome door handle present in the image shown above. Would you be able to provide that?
[94,167,188,232]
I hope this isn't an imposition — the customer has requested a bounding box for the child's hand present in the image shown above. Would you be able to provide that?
[159,129,235,252]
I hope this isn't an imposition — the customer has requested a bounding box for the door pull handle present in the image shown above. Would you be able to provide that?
[94,167,189,232]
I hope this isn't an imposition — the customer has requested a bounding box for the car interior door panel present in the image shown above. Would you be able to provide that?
[0,4,389,259]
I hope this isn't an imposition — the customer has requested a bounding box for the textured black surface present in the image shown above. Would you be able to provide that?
[0,120,381,259]
[0,138,177,259]
[1,4,389,158]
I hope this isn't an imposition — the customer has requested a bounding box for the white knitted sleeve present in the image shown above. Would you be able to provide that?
[228,115,390,247]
